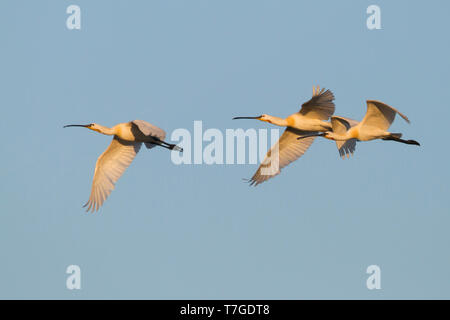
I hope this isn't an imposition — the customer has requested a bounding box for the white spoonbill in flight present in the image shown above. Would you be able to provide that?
[64,120,182,212]
[298,100,420,149]
[233,86,335,186]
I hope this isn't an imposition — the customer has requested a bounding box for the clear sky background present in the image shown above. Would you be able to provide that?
[1,0,449,299]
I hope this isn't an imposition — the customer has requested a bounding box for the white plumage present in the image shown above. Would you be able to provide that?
[64,120,182,212]
[233,86,336,186]
[298,100,420,152]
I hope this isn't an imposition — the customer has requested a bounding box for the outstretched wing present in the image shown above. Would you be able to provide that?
[299,86,335,120]
[84,136,142,212]
[131,120,166,149]
[247,127,316,186]
[331,116,359,159]
[361,100,410,131]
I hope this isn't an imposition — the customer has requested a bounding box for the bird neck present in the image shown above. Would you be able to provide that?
[264,115,288,127]
[94,125,116,135]
[329,129,355,141]
[329,133,349,141]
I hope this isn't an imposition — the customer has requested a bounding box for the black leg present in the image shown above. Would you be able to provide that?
[383,136,420,146]
[150,138,183,152]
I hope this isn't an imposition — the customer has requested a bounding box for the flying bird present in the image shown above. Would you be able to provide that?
[298,100,420,150]
[233,86,335,186]
[64,120,182,212]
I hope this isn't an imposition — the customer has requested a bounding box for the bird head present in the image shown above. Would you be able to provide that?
[86,123,104,133]
[259,114,273,123]
[322,131,335,140]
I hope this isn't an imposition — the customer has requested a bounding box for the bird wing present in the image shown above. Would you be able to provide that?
[361,100,410,131]
[299,86,335,120]
[331,116,359,129]
[132,120,166,139]
[131,120,167,149]
[247,127,316,186]
[331,116,359,159]
[84,136,142,212]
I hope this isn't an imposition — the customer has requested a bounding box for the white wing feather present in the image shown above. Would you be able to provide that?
[248,128,316,186]
[361,100,410,131]
[84,136,142,212]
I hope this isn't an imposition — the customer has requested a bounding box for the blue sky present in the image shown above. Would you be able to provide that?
[1,0,449,299]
